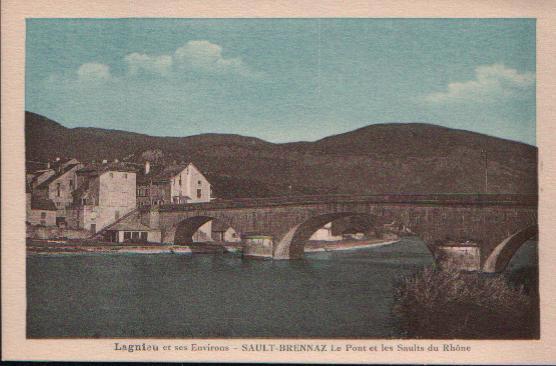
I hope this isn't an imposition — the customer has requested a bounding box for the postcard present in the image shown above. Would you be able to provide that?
[2,0,556,364]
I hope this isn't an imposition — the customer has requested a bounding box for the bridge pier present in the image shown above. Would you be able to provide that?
[434,241,481,272]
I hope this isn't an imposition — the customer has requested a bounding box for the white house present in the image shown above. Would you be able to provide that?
[68,162,137,234]
[136,161,213,241]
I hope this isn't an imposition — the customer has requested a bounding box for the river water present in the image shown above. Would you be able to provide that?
[27,237,537,338]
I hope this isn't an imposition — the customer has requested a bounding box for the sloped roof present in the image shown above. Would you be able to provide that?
[104,211,152,232]
[50,158,78,171]
[31,198,57,211]
[78,161,138,175]
[26,161,49,173]
[35,163,80,190]
[137,163,190,184]
[107,222,152,231]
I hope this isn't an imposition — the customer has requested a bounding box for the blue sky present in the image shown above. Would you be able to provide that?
[26,19,536,145]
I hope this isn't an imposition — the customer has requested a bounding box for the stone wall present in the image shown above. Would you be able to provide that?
[27,225,91,240]
[27,209,57,227]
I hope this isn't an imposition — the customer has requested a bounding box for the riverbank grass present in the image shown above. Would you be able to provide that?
[393,267,539,339]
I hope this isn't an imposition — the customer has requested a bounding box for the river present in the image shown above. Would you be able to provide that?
[26,237,537,338]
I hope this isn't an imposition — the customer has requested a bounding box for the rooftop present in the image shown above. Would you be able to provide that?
[137,163,190,184]
[107,221,152,232]
[35,163,80,190]
[78,161,138,175]
[104,212,153,232]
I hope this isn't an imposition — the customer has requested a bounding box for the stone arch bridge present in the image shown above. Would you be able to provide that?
[138,194,538,272]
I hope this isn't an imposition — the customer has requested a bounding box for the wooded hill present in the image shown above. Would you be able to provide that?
[26,111,537,198]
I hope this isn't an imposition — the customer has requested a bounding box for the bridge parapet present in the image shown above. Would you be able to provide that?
[155,194,538,212]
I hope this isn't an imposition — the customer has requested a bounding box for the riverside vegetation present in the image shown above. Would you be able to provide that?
[393,266,539,339]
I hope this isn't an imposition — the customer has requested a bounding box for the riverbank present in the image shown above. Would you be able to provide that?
[27,240,197,255]
[26,237,399,255]
[392,265,539,339]
[305,238,400,252]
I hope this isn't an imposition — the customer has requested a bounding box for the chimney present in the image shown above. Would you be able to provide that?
[114,159,119,163]
[102,159,108,164]
[55,157,60,162]
[145,161,151,175]
[46,162,50,169]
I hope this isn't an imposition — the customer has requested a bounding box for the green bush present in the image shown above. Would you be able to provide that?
[393,267,539,339]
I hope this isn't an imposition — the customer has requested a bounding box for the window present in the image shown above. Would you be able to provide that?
[179,177,182,186]
[132,232,139,239]
[81,198,87,205]
[69,179,74,190]
[115,210,120,220]
[198,180,202,185]
[56,182,61,197]
[40,220,46,226]
[124,231,131,240]
[90,224,96,234]
[140,232,148,241]
[197,189,202,199]
[41,212,46,219]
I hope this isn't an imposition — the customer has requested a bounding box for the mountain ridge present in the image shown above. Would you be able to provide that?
[25,111,537,198]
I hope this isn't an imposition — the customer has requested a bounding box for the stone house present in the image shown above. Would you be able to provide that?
[31,159,83,226]
[102,212,162,243]
[68,162,137,234]
[26,192,57,226]
[136,161,212,206]
[136,161,213,240]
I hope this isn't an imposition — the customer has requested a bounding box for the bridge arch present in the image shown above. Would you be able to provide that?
[273,212,381,259]
[483,225,538,273]
[173,215,239,245]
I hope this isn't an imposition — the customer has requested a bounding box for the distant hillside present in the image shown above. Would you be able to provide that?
[25,111,537,198]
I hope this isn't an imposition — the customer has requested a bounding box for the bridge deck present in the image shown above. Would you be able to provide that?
[149,194,538,212]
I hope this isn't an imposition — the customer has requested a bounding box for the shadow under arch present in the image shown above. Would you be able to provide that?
[483,224,538,273]
[174,216,239,245]
[274,212,378,259]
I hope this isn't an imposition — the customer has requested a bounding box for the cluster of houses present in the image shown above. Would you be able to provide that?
[26,157,370,245]
[26,157,214,242]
